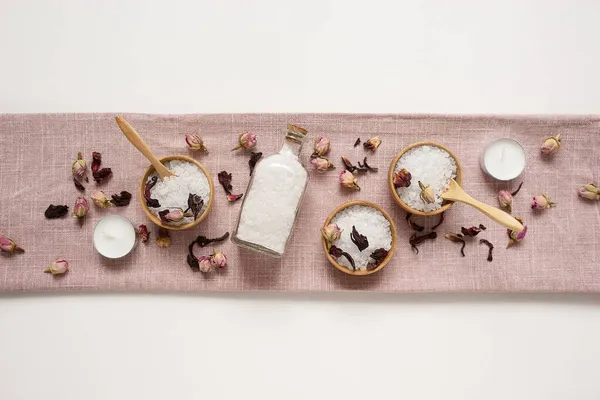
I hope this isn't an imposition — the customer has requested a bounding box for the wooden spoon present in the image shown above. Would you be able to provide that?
[441,179,524,232]
[115,116,175,180]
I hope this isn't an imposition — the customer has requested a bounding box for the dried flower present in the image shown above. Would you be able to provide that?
[137,224,150,243]
[91,191,114,208]
[393,169,412,188]
[507,218,527,248]
[578,184,600,201]
[194,232,230,248]
[44,258,68,275]
[156,228,171,248]
[73,178,85,192]
[418,181,435,204]
[218,171,243,201]
[339,170,360,190]
[406,213,424,232]
[249,152,263,175]
[321,224,342,246]
[0,233,24,254]
[311,157,334,172]
[158,208,192,223]
[91,152,113,183]
[211,250,227,269]
[368,248,388,269]
[198,255,213,273]
[72,197,89,218]
[445,233,466,257]
[143,176,161,208]
[44,204,69,219]
[185,193,204,219]
[226,193,243,202]
[231,131,257,151]
[461,226,482,237]
[531,194,556,210]
[354,138,361,147]
[497,182,523,212]
[329,245,357,271]
[185,133,208,153]
[363,136,381,151]
[72,152,87,181]
[541,134,562,155]
[350,225,369,252]
[479,239,494,262]
[313,137,331,157]
[110,191,132,207]
[409,232,437,254]
[357,157,378,172]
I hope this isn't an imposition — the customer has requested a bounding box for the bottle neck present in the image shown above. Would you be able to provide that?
[280,139,303,157]
[279,124,307,157]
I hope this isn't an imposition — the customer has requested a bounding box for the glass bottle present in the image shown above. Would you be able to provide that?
[232,124,309,257]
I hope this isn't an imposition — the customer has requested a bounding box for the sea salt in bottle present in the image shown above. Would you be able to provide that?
[232,124,309,257]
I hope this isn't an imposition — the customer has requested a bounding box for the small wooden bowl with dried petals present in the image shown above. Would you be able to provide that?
[139,155,214,231]
[322,200,397,276]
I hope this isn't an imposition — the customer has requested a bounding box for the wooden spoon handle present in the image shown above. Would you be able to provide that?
[115,116,172,179]
[442,191,525,232]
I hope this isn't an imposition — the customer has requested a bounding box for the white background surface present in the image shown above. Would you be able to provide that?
[1,0,599,398]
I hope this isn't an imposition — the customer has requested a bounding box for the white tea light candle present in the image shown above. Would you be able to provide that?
[480,138,526,181]
[93,215,137,258]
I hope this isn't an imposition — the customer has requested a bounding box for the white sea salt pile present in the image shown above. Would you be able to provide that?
[330,205,392,271]
[394,145,457,212]
[150,160,211,225]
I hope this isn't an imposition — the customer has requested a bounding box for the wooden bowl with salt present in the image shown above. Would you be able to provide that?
[388,141,463,217]
[322,200,397,276]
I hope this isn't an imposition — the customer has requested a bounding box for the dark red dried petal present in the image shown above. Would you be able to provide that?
[44,204,69,219]
[137,224,150,243]
[73,179,85,192]
[110,191,132,207]
[350,225,369,252]
[217,171,233,194]
[144,176,161,208]
[226,193,243,202]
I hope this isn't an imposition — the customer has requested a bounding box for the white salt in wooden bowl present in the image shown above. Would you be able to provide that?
[388,141,463,217]
[139,155,214,231]
[322,200,397,276]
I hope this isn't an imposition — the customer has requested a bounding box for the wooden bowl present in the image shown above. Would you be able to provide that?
[388,141,463,217]
[322,200,397,276]
[139,155,214,231]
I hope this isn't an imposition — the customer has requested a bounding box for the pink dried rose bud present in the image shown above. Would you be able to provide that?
[44,259,68,275]
[158,208,191,223]
[72,197,89,218]
[137,224,150,243]
[211,250,227,269]
[498,190,513,212]
[578,184,600,201]
[541,134,562,155]
[393,168,412,188]
[72,152,87,180]
[90,191,114,208]
[531,194,556,210]
[198,255,213,273]
[363,136,381,151]
[311,157,334,172]
[321,224,342,245]
[313,136,331,157]
[185,133,208,153]
[418,181,435,204]
[0,233,24,254]
[231,131,257,151]
[339,170,360,190]
[507,217,527,248]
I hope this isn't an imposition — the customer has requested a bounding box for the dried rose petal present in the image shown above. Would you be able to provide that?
[110,191,132,207]
[226,193,243,202]
[461,226,482,237]
[186,193,204,219]
[137,224,150,243]
[350,225,369,252]
[45,204,69,219]
[91,152,112,183]
[143,176,161,208]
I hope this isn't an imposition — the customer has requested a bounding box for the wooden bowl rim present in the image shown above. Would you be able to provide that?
[322,200,397,276]
[388,141,463,217]
[139,155,214,231]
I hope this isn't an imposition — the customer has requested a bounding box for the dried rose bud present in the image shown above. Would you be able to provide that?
[137,224,150,243]
[185,133,208,153]
[393,168,412,188]
[541,134,562,155]
[498,190,513,212]
[339,170,360,190]
[321,224,342,245]
[156,228,171,248]
[0,233,24,254]
[578,184,600,201]
[311,157,334,172]
[90,191,114,208]
[363,136,381,151]
[158,208,192,223]
[211,250,227,269]
[531,194,556,210]
[44,258,68,275]
[418,181,435,204]
[72,197,89,218]
[231,131,257,151]
[313,136,331,156]
[507,217,527,248]
[72,152,87,180]
[198,255,213,273]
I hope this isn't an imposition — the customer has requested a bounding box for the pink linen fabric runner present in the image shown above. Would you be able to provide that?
[0,113,599,293]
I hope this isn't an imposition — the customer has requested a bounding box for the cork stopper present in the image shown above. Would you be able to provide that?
[287,124,308,136]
